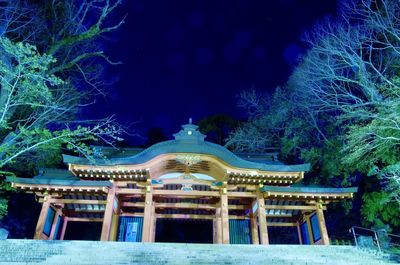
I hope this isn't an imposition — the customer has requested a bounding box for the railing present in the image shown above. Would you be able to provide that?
[350,226,400,254]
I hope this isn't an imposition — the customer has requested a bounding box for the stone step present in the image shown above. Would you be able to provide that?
[0,240,394,265]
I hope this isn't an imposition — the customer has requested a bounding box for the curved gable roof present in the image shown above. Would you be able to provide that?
[64,122,310,173]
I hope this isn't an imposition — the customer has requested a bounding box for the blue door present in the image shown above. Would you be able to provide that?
[118,217,143,242]
[229,219,252,244]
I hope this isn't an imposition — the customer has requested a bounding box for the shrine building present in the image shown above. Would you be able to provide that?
[8,121,357,245]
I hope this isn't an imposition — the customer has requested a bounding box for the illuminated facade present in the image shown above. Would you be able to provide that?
[9,121,356,244]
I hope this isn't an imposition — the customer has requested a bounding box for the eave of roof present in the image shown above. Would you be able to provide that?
[63,140,310,173]
[260,185,358,194]
[6,176,112,187]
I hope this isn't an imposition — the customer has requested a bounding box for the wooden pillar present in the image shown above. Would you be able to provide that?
[109,196,120,241]
[296,221,302,245]
[151,211,156,242]
[215,207,222,244]
[34,195,51,239]
[305,214,314,245]
[212,219,217,243]
[109,213,119,241]
[256,189,269,244]
[101,187,116,241]
[142,184,154,242]
[60,217,68,240]
[48,208,61,240]
[220,192,230,244]
[316,204,330,245]
[250,210,259,244]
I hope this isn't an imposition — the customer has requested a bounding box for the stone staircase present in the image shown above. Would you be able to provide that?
[0,240,395,265]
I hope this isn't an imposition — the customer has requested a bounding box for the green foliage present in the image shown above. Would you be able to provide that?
[0,171,15,219]
[0,1,124,221]
[0,38,122,219]
[0,198,7,220]
[228,0,400,230]
[361,192,400,229]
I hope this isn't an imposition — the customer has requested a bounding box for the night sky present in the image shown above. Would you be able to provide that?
[90,0,337,144]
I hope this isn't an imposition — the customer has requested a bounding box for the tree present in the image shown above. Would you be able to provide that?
[1,0,125,93]
[290,0,400,205]
[0,38,122,218]
[228,0,400,229]
[0,0,126,219]
[0,38,123,165]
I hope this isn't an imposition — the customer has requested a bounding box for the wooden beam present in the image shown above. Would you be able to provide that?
[15,184,108,193]
[227,215,250,220]
[151,213,157,242]
[47,198,107,205]
[227,205,247,210]
[216,207,222,244]
[120,212,144,217]
[155,214,214,220]
[109,214,119,241]
[305,214,314,245]
[160,178,211,186]
[34,195,51,239]
[227,185,257,191]
[265,191,353,200]
[34,192,63,198]
[153,189,220,197]
[220,193,230,244]
[213,219,217,243]
[227,192,256,198]
[297,221,302,245]
[100,187,116,241]
[229,171,301,178]
[265,205,326,211]
[256,190,269,245]
[115,188,145,195]
[121,202,145,208]
[266,214,294,218]
[266,222,297,227]
[155,202,216,210]
[156,195,214,199]
[67,209,105,213]
[142,187,154,242]
[149,203,155,242]
[109,196,120,241]
[119,194,144,199]
[316,205,330,245]
[151,213,248,220]
[67,217,103,222]
[250,210,259,245]
[60,217,68,240]
[48,208,61,240]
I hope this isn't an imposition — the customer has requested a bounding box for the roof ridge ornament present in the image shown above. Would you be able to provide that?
[173,120,206,141]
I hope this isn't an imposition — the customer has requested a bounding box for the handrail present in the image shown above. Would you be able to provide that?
[387,232,400,239]
[349,226,381,252]
[350,225,400,253]
[350,226,377,233]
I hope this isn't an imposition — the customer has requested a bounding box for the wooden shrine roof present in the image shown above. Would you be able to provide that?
[261,185,358,194]
[6,168,112,193]
[261,185,357,201]
[63,122,310,173]
[7,170,357,222]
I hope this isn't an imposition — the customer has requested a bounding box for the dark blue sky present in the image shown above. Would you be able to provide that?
[91,0,337,144]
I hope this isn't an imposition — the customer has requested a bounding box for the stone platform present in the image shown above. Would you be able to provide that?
[0,240,394,265]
